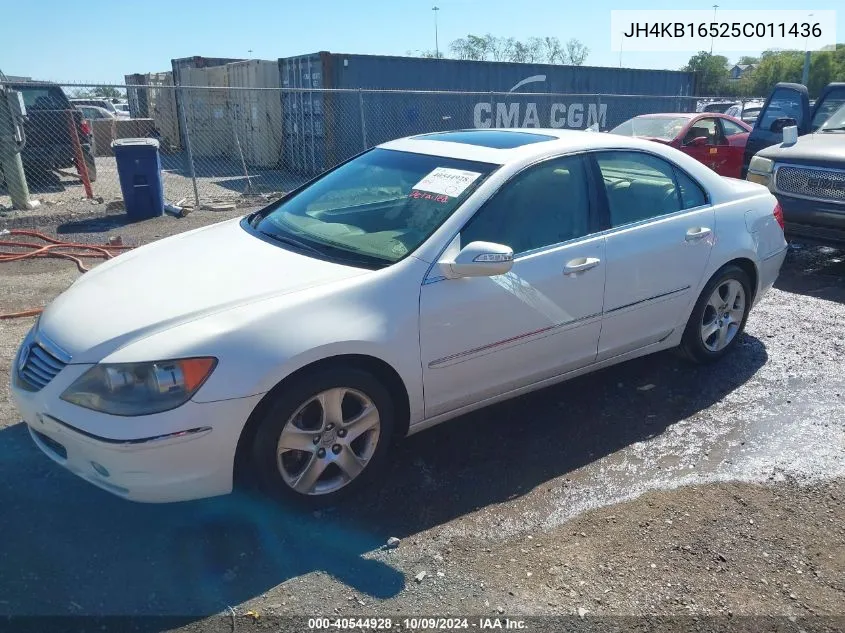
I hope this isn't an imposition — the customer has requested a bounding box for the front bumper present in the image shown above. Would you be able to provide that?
[776,193,845,245]
[10,356,262,503]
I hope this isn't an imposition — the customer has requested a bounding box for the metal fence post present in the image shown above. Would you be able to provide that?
[176,84,200,209]
[358,89,368,150]
[490,91,495,128]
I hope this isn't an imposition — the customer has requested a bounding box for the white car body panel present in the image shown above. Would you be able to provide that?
[10,129,787,502]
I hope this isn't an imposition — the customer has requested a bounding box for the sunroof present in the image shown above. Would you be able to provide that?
[413,130,557,149]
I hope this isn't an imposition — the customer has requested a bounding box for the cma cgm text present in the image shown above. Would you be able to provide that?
[473,102,608,129]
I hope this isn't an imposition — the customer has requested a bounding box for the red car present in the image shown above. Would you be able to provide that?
[609,113,752,178]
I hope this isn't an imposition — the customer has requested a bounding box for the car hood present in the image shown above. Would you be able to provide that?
[39,218,370,360]
[757,132,845,166]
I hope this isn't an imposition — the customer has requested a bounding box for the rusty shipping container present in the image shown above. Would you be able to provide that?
[227,60,283,168]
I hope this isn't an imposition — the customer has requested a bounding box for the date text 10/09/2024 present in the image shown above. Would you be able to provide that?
[307,617,528,630]
[622,22,822,38]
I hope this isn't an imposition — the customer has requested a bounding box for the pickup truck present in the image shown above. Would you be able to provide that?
[746,103,845,245]
[741,81,845,178]
[4,81,97,184]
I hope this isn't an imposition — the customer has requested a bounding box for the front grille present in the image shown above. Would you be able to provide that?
[17,339,69,391]
[776,165,845,203]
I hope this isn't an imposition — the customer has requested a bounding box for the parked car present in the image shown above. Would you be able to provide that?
[724,101,765,125]
[742,81,845,177]
[5,82,97,183]
[113,102,130,117]
[10,129,787,505]
[699,101,738,114]
[75,105,115,121]
[609,113,751,178]
[746,103,845,244]
[70,97,129,117]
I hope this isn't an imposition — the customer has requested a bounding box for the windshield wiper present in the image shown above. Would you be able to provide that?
[258,230,325,257]
[820,126,845,132]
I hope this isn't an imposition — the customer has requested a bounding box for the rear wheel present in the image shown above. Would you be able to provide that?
[679,264,752,364]
[251,367,395,506]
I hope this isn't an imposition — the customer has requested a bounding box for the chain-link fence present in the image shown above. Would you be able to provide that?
[0,82,765,212]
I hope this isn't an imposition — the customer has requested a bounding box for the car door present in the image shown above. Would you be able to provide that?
[679,117,719,172]
[592,150,715,361]
[419,154,606,418]
[717,117,750,179]
[742,83,811,177]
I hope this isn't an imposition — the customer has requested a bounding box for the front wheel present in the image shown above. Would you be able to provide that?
[251,367,395,506]
[679,264,752,364]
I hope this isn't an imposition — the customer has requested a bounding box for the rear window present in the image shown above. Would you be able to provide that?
[610,117,689,141]
[17,86,69,111]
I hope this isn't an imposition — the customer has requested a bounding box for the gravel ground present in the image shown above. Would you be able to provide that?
[0,154,303,228]
[0,213,843,632]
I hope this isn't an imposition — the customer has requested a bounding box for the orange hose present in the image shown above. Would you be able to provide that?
[0,229,135,319]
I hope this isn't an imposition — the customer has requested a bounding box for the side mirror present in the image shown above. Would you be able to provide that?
[687,136,709,147]
[770,117,797,133]
[443,241,513,278]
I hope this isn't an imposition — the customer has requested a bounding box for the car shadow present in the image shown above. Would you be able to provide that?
[0,335,767,627]
[775,242,845,304]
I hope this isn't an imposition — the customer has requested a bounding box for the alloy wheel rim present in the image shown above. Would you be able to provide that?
[700,279,746,352]
[276,388,381,495]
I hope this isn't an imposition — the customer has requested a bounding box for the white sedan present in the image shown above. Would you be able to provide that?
[10,129,788,505]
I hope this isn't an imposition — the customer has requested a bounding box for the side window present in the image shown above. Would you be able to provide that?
[810,88,845,131]
[674,168,707,209]
[720,119,746,136]
[595,151,682,227]
[683,118,719,145]
[461,155,591,255]
[758,89,805,131]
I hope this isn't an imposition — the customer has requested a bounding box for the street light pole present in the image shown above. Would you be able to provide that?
[802,13,814,85]
[710,4,719,54]
[432,6,440,58]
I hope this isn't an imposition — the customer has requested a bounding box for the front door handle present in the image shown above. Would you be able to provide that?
[563,257,601,275]
[685,227,712,242]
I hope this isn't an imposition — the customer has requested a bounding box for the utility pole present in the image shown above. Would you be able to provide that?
[432,6,440,58]
[619,32,623,67]
[710,4,719,54]
[802,13,814,86]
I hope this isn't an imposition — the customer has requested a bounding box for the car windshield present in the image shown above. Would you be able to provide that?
[818,103,845,132]
[812,90,845,130]
[18,86,69,110]
[610,117,689,140]
[253,148,497,267]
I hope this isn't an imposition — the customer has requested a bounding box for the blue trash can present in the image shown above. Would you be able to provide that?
[111,138,164,220]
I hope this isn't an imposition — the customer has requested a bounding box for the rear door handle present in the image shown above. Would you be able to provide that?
[563,257,601,275]
[685,227,712,242]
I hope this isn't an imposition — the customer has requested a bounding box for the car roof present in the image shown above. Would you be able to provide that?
[634,113,698,119]
[379,128,689,165]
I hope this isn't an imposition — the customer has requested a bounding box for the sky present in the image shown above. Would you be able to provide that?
[2,0,842,84]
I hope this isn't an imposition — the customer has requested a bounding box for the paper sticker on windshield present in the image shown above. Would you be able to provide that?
[413,167,482,197]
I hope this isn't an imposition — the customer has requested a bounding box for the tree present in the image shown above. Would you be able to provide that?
[737,55,759,66]
[683,51,730,95]
[564,38,590,66]
[69,85,125,100]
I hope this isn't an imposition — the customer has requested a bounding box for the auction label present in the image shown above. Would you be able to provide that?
[610,10,836,52]
[413,168,482,197]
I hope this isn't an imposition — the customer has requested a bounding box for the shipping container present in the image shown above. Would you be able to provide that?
[170,56,244,149]
[278,52,699,175]
[180,65,233,159]
[125,72,181,151]
[227,60,283,168]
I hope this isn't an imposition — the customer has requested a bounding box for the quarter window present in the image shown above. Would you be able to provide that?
[720,119,747,136]
[674,168,707,209]
[461,155,592,254]
[595,152,684,227]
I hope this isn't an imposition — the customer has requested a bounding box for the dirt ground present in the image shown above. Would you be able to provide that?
[0,211,843,633]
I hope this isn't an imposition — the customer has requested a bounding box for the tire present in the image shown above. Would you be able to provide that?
[251,366,395,506]
[679,264,752,364]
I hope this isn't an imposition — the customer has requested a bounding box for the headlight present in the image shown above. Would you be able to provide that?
[749,156,774,174]
[60,357,217,416]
